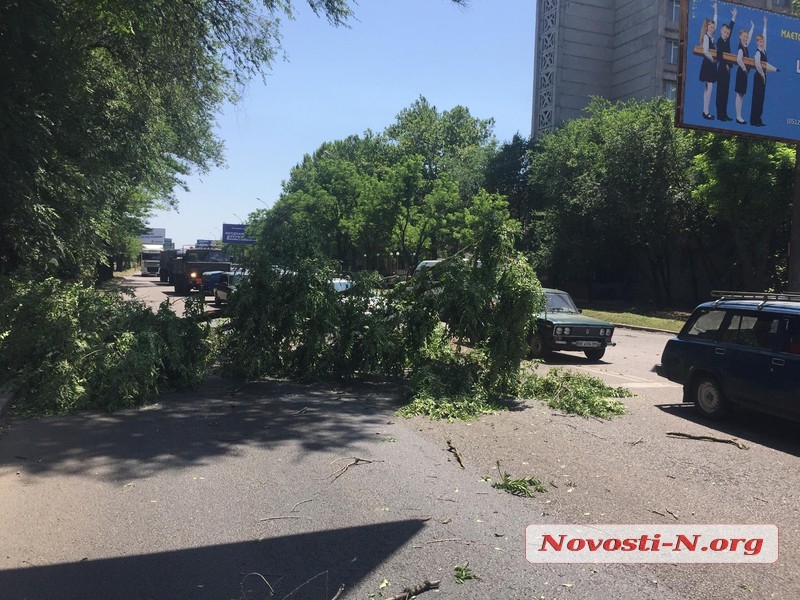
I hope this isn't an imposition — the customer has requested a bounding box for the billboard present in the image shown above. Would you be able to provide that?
[222,223,256,245]
[678,1,800,143]
[140,227,166,245]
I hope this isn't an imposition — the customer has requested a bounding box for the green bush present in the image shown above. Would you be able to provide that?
[0,277,210,416]
[521,367,629,419]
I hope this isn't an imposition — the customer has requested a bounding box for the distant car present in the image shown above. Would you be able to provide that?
[655,290,800,421]
[528,288,616,361]
[413,259,443,277]
[332,278,355,293]
[212,269,248,307]
[200,270,230,297]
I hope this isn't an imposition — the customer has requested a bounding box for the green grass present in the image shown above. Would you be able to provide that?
[581,308,687,333]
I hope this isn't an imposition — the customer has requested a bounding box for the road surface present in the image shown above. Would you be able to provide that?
[1,280,798,599]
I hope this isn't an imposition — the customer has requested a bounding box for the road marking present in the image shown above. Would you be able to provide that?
[570,366,681,388]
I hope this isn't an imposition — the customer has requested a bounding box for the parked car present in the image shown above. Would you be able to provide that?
[212,269,248,307]
[655,290,800,421]
[528,288,616,361]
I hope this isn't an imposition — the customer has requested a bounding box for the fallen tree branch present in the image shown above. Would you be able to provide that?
[330,457,382,481]
[666,431,749,450]
[446,439,465,469]
[385,579,441,600]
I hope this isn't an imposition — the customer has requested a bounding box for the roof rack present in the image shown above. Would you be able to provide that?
[711,290,800,302]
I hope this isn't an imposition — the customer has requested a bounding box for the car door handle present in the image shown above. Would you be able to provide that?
[714,348,726,355]
[772,358,785,367]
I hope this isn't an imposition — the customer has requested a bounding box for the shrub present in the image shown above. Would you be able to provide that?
[0,277,210,416]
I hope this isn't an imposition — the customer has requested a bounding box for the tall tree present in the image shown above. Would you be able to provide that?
[693,135,794,290]
[0,0,380,278]
[530,98,694,304]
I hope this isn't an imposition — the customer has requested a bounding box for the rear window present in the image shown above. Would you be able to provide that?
[682,309,727,340]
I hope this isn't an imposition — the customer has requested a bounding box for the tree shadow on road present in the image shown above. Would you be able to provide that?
[0,377,402,481]
[0,519,426,600]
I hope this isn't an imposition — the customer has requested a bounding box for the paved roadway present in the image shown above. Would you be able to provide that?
[1,277,798,599]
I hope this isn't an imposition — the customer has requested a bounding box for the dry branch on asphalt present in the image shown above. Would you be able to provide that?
[666,431,749,450]
[385,579,441,600]
[446,439,465,468]
[329,457,382,481]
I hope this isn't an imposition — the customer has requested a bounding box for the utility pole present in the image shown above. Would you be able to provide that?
[791,148,800,291]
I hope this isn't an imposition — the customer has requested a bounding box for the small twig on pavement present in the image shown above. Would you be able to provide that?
[239,572,274,599]
[291,498,314,512]
[666,431,749,450]
[330,457,382,481]
[627,437,644,446]
[259,516,305,522]
[385,579,441,600]
[330,584,345,600]
[446,439,465,469]
[227,381,253,397]
[665,509,679,520]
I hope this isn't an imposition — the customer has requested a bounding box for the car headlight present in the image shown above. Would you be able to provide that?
[563,327,571,335]
[555,327,563,335]
[190,271,198,278]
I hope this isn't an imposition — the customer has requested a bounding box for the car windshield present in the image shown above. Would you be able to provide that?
[545,291,579,313]
[184,250,230,262]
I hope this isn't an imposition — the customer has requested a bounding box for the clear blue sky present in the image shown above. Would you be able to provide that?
[148,0,536,248]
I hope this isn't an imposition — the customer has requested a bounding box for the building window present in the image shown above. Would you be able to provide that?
[666,40,679,65]
[670,0,680,22]
[664,81,677,100]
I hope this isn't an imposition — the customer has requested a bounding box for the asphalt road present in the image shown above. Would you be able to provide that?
[1,277,798,599]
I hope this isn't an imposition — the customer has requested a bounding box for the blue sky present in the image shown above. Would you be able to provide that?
[148,0,537,248]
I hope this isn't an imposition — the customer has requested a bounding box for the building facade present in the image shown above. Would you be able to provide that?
[532,0,792,138]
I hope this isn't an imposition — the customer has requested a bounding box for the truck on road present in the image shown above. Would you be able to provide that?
[172,248,232,295]
[140,244,163,276]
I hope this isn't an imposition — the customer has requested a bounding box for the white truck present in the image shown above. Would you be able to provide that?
[140,243,163,276]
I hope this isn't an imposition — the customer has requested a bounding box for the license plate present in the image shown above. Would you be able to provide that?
[574,341,601,348]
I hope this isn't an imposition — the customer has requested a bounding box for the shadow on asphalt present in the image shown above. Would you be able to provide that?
[0,378,401,482]
[531,352,611,367]
[656,402,800,458]
[0,519,425,599]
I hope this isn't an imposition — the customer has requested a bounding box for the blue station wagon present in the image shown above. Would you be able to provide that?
[656,291,800,420]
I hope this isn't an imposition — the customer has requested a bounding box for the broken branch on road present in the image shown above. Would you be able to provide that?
[384,579,441,600]
[666,431,749,450]
[446,439,465,468]
[330,457,382,481]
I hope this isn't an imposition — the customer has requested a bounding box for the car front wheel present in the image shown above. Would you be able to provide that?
[692,375,729,419]
[527,332,551,359]
[584,348,606,361]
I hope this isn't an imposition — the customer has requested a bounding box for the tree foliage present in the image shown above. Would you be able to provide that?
[0,278,210,415]
[530,98,695,304]
[0,0,354,278]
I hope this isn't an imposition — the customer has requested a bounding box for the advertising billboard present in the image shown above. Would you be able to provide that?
[222,223,256,245]
[140,227,166,245]
[678,1,800,143]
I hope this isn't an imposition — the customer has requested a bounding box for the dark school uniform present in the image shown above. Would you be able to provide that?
[750,48,767,126]
[735,42,750,95]
[715,22,735,119]
[699,34,717,82]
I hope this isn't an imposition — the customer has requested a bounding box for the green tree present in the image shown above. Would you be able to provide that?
[530,98,694,304]
[0,0,355,278]
[693,135,794,290]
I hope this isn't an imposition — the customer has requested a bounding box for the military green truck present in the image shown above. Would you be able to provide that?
[158,249,180,283]
[172,248,232,295]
